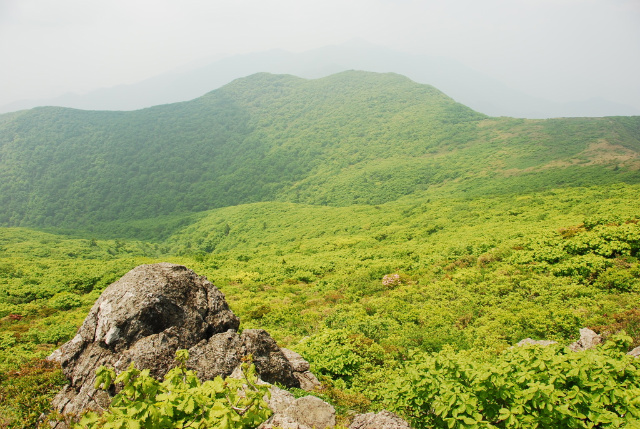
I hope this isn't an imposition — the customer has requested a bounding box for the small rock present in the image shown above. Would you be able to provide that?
[568,328,602,352]
[241,329,300,387]
[266,386,296,415]
[285,396,336,429]
[260,395,336,429]
[281,348,310,372]
[628,346,640,358]
[350,410,412,429]
[294,370,322,391]
[516,338,557,347]
[281,348,321,391]
[260,415,303,429]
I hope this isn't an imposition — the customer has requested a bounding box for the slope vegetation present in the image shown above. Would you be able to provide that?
[1,68,640,424]
[1,71,639,239]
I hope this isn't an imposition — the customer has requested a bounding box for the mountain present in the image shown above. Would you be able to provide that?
[3,41,638,118]
[2,71,640,429]
[0,71,639,239]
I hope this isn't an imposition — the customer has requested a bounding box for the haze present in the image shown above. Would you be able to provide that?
[1,0,639,115]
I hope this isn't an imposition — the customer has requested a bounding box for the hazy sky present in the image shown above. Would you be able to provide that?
[1,0,639,109]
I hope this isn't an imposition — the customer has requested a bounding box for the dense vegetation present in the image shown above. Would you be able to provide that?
[2,184,639,427]
[1,72,639,239]
[1,72,639,427]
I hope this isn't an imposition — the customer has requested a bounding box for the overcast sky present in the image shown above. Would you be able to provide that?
[1,0,639,109]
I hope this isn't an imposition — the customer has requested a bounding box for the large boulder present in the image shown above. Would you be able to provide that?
[48,263,302,422]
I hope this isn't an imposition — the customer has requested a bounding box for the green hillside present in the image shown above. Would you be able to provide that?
[1,72,640,427]
[1,71,639,239]
[1,184,640,427]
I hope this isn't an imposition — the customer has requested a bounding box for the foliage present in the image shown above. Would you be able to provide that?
[0,358,66,428]
[0,72,639,239]
[1,71,640,428]
[386,334,640,429]
[74,351,271,429]
[295,329,389,388]
[0,171,639,427]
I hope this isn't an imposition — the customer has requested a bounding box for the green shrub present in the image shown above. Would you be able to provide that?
[386,334,640,429]
[296,329,386,387]
[0,358,66,429]
[73,350,272,429]
[48,292,82,310]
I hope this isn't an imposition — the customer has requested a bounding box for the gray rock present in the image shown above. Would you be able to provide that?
[294,370,322,391]
[187,330,244,380]
[516,338,557,347]
[260,415,303,429]
[281,348,310,372]
[188,329,300,388]
[568,328,602,352]
[261,395,336,429]
[49,263,239,419]
[266,386,296,415]
[48,263,304,425]
[281,347,322,391]
[350,410,412,429]
[284,396,336,429]
[628,346,640,357]
[242,329,300,387]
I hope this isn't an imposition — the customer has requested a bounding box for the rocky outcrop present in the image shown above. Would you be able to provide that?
[568,328,602,352]
[349,410,412,429]
[48,263,309,422]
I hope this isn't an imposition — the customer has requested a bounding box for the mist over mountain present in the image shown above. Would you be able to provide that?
[2,42,637,118]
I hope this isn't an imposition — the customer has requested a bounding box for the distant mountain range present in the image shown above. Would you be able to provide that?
[2,41,638,118]
[1,71,639,239]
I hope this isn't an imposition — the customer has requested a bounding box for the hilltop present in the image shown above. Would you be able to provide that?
[0,71,639,240]
[3,42,638,118]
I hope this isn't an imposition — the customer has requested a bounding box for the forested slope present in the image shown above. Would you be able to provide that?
[1,71,639,239]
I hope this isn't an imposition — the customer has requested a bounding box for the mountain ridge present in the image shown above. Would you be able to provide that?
[0,71,638,239]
